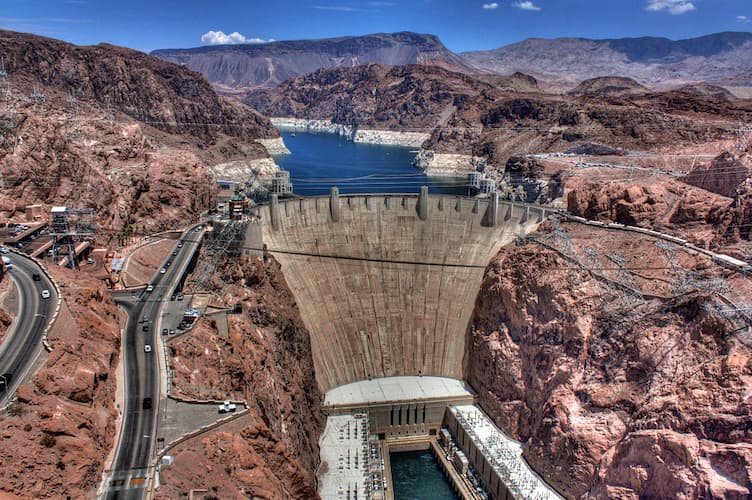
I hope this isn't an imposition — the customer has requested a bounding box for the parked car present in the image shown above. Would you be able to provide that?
[0,246,8,254]
[176,292,184,301]
[162,328,168,336]
[146,284,154,292]
[159,267,166,274]
[218,400,237,413]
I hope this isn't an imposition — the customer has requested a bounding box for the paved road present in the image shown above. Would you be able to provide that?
[0,253,56,408]
[104,227,203,500]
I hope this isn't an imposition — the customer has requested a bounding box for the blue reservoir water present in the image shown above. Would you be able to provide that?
[390,451,459,500]
[275,131,466,196]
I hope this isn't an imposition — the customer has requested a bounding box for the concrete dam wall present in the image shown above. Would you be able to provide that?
[255,190,550,392]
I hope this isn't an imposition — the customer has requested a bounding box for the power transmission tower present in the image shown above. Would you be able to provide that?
[103,94,113,122]
[737,123,751,153]
[65,89,78,143]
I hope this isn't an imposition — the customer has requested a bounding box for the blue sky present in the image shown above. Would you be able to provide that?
[1,0,751,53]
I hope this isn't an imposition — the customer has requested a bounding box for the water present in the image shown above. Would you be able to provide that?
[275,131,466,196]
[390,451,459,500]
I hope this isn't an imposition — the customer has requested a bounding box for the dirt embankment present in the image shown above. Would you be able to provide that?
[158,256,323,499]
[0,268,121,498]
[467,221,752,498]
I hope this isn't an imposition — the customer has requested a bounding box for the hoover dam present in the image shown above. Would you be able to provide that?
[252,188,561,499]
[256,188,551,392]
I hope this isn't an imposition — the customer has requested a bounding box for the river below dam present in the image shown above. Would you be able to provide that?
[275,131,466,196]
[390,450,459,500]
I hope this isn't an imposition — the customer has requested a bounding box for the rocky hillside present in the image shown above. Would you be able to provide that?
[152,32,474,93]
[245,63,494,130]
[467,220,752,498]
[158,255,323,498]
[568,76,649,97]
[0,268,122,498]
[684,151,752,198]
[0,30,281,241]
[461,31,752,89]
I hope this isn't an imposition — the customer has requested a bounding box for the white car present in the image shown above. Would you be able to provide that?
[144,344,152,353]
[41,289,50,299]
[159,268,166,274]
[218,400,237,413]
[0,246,8,254]
[146,284,154,292]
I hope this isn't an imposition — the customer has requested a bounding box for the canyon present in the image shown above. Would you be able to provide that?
[0,26,751,500]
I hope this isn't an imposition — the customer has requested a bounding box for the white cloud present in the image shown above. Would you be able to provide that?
[482,2,498,9]
[738,15,750,23]
[645,0,696,15]
[513,1,541,11]
[200,30,272,45]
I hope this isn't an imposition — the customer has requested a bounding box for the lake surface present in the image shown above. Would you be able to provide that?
[390,450,459,500]
[275,131,466,196]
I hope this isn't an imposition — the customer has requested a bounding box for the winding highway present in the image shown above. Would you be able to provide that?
[0,252,56,408]
[104,226,204,499]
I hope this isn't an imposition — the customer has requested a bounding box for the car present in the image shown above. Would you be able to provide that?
[142,325,149,332]
[142,397,152,409]
[172,251,178,256]
[176,292,184,301]
[218,400,237,413]
[0,246,8,254]
[177,243,183,248]
[144,344,152,353]
[162,328,168,336]
[159,268,166,274]
[86,257,94,264]
[32,273,41,281]
[146,284,154,292]
[142,315,148,322]
[168,329,175,335]
[166,261,171,267]
[41,289,50,299]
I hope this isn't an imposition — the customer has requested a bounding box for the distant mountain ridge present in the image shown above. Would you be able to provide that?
[462,31,752,89]
[152,32,473,93]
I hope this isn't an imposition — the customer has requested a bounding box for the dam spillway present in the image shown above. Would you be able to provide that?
[254,189,550,393]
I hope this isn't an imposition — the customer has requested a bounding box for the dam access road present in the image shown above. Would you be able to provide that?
[0,252,56,408]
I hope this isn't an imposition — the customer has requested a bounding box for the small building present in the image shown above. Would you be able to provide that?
[25,205,43,222]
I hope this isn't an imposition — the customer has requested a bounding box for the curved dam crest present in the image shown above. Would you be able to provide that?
[253,191,550,392]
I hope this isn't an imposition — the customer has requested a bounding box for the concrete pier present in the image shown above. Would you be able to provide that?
[259,194,547,392]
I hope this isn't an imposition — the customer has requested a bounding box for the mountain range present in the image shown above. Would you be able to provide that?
[152,31,752,94]
[152,32,472,94]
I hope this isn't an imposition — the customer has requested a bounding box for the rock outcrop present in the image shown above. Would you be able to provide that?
[568,76,650,97]
[467,222,752,498]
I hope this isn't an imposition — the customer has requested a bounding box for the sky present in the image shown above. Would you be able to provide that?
[1,0,751,53]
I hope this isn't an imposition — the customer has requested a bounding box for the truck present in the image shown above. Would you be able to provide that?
[218,400,237,413]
